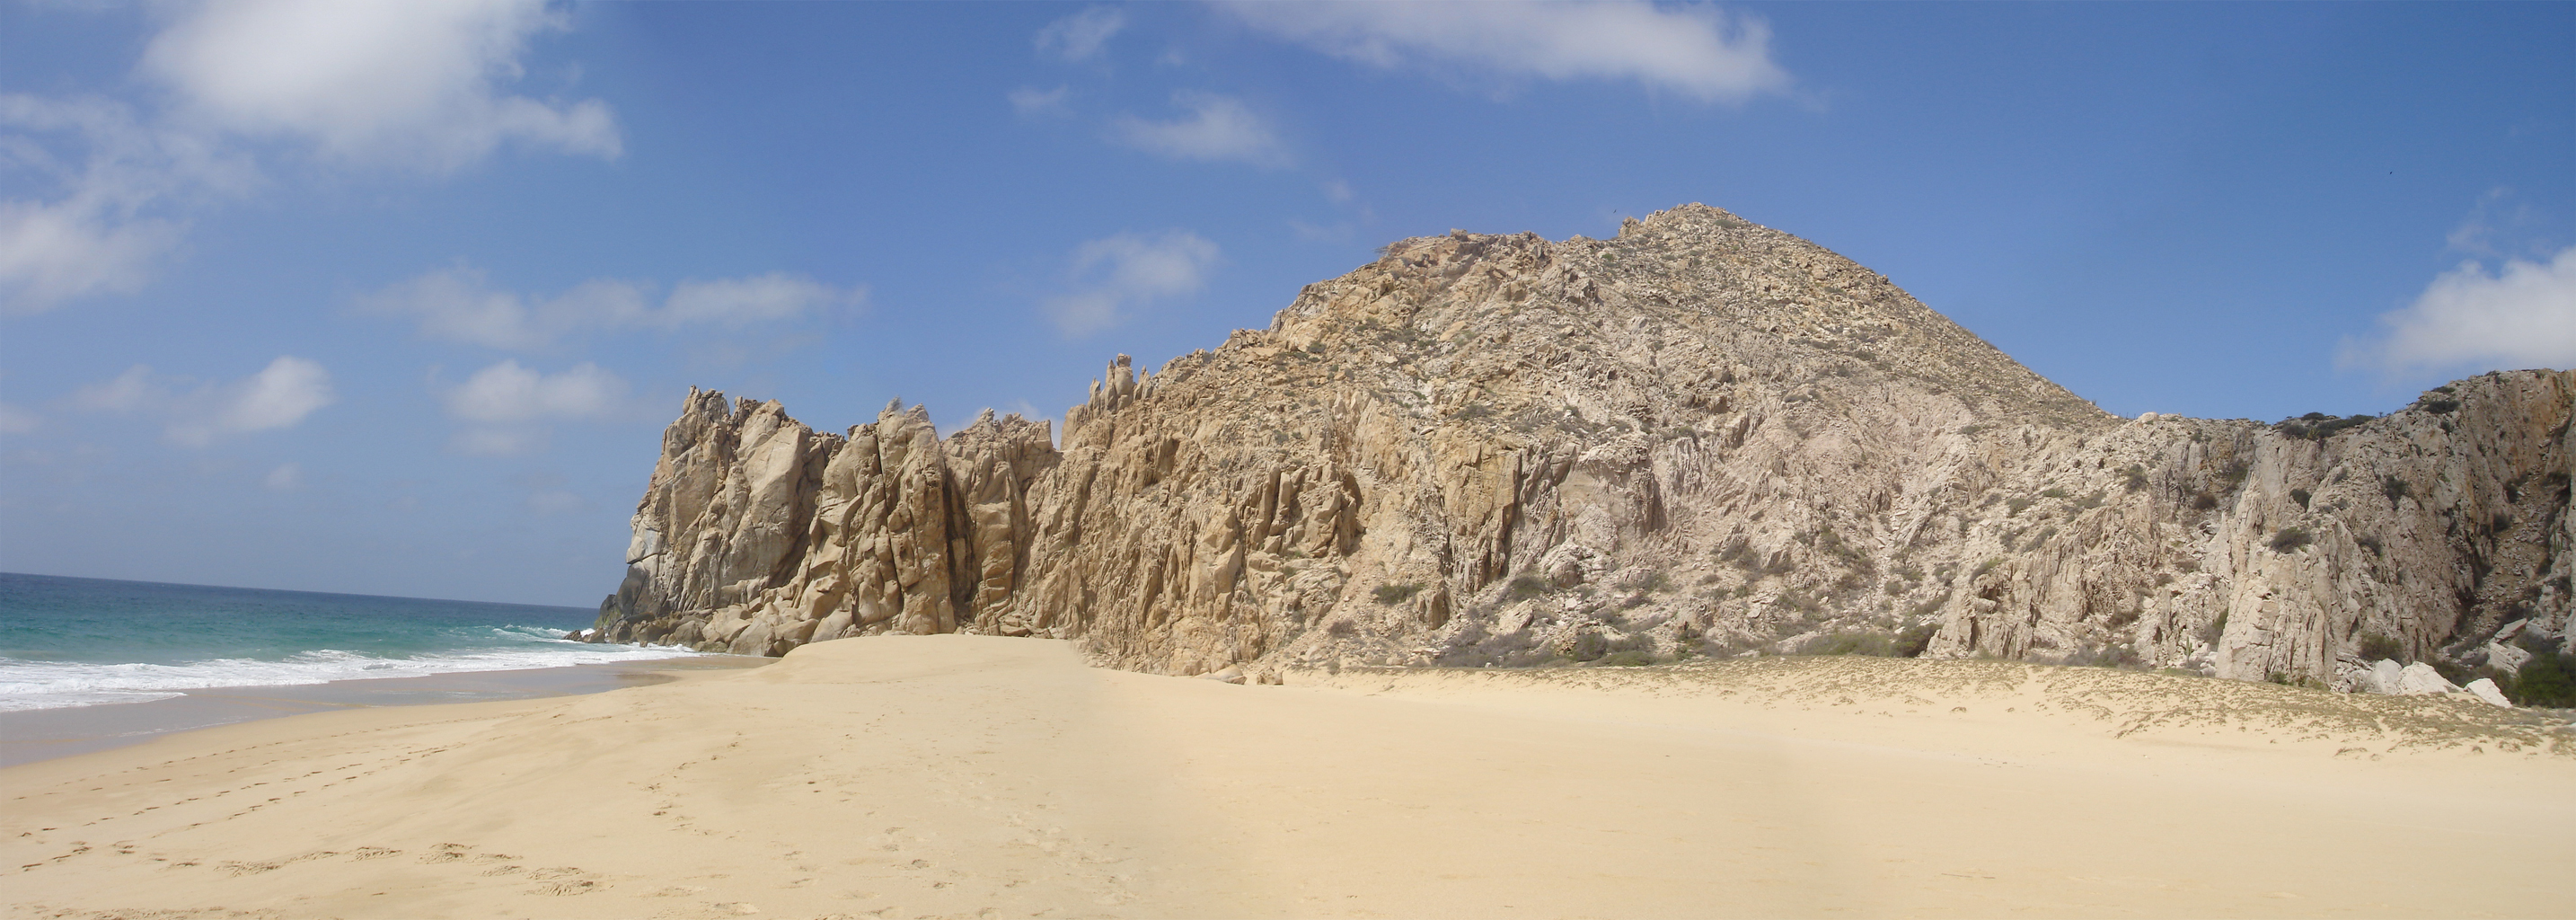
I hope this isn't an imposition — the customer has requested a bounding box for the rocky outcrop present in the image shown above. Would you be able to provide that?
[590,204,2574,686]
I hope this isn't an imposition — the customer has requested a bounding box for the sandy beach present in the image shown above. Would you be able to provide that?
[4,635,2570,919]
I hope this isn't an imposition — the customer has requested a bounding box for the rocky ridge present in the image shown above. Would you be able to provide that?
[589,204,2574,690]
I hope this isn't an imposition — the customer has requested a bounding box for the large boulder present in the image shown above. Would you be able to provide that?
[2395,662,2462,696]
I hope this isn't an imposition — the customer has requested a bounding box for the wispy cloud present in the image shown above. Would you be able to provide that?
[262,462,302,491]
[1045,230,1222,337]
[73,356,337,446]
[1223,0,1790,103]
[1035,6,1127,63]
[360,265,860,350]
[0,93,258,314]
[443,360,628,424]
[1009,84,1074,119]
[2342,244,2576,376]
[440,359,631,456]
[1109,91,1290,168]
[0,401,39,435]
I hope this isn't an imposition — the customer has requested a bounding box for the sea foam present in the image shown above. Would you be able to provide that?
[0,630,705,712]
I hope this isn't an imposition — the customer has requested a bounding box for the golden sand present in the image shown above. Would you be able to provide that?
[5,635,2569,918]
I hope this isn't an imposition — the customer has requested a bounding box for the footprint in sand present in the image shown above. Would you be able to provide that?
[529,878,598,896]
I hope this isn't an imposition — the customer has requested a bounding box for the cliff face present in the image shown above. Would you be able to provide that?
[591,204,2574,684]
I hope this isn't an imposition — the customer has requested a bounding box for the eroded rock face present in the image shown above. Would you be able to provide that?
[591,204,2574,683]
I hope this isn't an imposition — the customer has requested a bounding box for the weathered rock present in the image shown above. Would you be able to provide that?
[588,204,2574,686]
[2395,662,2463,696]
[2367,659,2405,695]
[2464,677,2513,708]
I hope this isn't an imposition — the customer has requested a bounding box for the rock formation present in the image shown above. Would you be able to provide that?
[590,204,2574,688]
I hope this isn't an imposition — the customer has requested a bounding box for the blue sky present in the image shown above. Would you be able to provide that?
[3,1,2571,606]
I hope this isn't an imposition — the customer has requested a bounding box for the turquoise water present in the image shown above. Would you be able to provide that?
[0,572,701,712]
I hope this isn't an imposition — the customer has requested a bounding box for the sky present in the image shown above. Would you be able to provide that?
[2,1,2571,607]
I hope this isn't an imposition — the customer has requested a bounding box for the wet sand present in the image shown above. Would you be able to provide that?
[0,655,772,767]
[4,635,2570,919]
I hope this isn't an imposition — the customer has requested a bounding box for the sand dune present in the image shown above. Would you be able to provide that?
[5,635,2570,919]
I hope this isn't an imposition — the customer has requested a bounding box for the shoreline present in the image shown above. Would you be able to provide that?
[0,654,772,768]
[4,636,2570,918]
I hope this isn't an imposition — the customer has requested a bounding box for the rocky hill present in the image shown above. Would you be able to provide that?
[587,204,2573,688]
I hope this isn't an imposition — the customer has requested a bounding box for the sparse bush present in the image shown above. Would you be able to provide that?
[2067,643,2144,669]
[2501,651,2576,707]
[1771,590,1826,616]
[2421,397,2460,414]
[1328,620,1357,638]
[2121,465,2150,492]
[2357,632,2404,661]
[1813,527,1871,571]
[1893,622,1938,658]
[2190,492,2219,511]
[2218,460,2250,489]
[2007,496,2035,517]
[1507,574,1548,600]
[2041,487,2071,500]
[2199,611,2229,646]
[1596,650,1659,667]
[1435,624,1557,668]
[2269,527,2313,553]
[2276,413,2376,440]
[1617,570,1674,593]
[2382,475,2413,505]
[2289,489,2311,509]
[1798,631,1895,657]
[1373,583,1424,605]
[1568,632,1654,664]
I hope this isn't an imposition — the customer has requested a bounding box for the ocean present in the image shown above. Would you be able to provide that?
[0,571,706,712]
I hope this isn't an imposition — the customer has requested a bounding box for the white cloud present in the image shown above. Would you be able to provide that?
[1009,84,1074,119]
[361,265,857,349]
[0,402,38,435]
[262,461,302,491]
[443,359,628,424]
[1109,92,1290,167]
[1044,230,1221,337]
[1224,0,1790,103]
[0,0,611,313]
[1036,7,1126,62]
[2345,245,2576,376]
[141,0,620,172]
[78,356,335,445]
